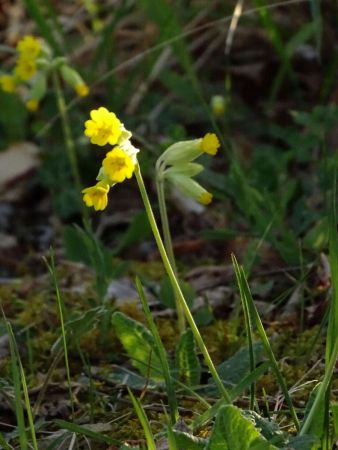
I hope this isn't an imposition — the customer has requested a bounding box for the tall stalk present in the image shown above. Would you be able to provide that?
[155,160,185,332]
[135,164,231,403]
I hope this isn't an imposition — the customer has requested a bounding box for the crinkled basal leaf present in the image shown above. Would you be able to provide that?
[285,434,320,450]
[206,405,278,450]
[52,307,105,355]
[112,312,163,380]
[173,430,207,449]
[175,328,201,386]
[242,410,285,445]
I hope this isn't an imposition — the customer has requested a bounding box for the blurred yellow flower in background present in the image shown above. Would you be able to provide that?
[15,58,37,81]
[0,75,16,93]
[16,35,41,59]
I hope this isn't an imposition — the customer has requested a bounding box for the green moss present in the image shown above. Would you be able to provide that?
[129,261,166,280]
[201,319,243,365]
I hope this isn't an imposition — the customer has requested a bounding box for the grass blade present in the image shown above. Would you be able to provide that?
[15,345,38,449]
[232,254,300,431]
[55,420,119,445]
[128,387,157,450]
[232,257,256,410]
[136,277,179,423]
[301,168,338,443]
[23,0,62,54]
[0,432,11,450]
[4,318,28,450]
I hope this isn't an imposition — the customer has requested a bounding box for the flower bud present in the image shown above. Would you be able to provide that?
[164,162,204,178]
[211,95,225,117]
[25,72,47,111]
[166,173,213,205]
[60,64,89,97]
[160,139,202,166]
[160,133,220,166]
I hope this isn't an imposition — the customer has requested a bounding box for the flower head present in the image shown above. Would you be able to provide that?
[200,133,220,155]
[84,107,122,146]
[102,147,135,183]
[0,75,16,93]
[82,182,110,211]
[15,57,37,81]
[17,35,41,59]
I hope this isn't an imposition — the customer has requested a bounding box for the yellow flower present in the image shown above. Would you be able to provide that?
[102,147,135,183]
[17,35,41,59]
[199,191,213,205]
[75,83,89,97]
[0,75,16,93]
[84,107,122,146]
[26,99,39,111]
[15,57,37,81]
[200,133,220,155]
[82,182,110,211]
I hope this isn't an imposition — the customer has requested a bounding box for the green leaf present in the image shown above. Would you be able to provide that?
[159,275,195,309]
[303,217,329,251]
[51,307,104,355]
[242,411,285,445]
[206,405,278,450]
[194,363,270,432]
[115,211,152,254]
[213,343,264,387]
[128,388,156,450]
[63,224,115,278]
[112,312,163,380]
[63,224,126,298]
[175,328,201,386]
[332,402,338,441]
[173,430,207,449]
[286,434,320,450]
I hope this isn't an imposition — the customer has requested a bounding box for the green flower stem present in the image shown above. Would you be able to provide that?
[52,71,88,219]
[155,166,185,333]
[135,164,231,402]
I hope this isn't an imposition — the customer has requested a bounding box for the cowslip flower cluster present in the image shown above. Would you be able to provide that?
[15,35,41,81]
[157,133,220,205]
[0,35,89,111]
[82,107,139,211]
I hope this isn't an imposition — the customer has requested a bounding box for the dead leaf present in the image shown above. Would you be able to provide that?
[0,142,40,201]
